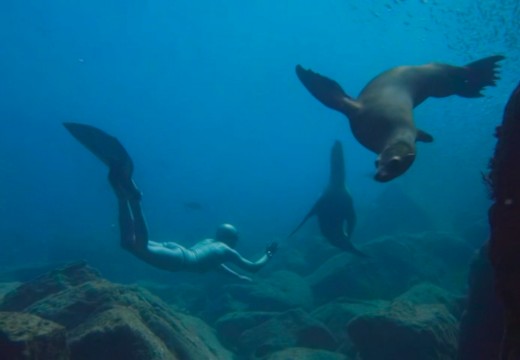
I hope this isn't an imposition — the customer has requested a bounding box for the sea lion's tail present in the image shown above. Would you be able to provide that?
[347,244,370,258]
[295,65,361,117]
[334,235,369,258]
[458,55,505,98]
[330,140,345,188]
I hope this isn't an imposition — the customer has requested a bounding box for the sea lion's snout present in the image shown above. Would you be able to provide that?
[374,152,415,182]
[374,170,394,182]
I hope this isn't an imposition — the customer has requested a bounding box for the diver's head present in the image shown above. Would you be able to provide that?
[374,141,415,182]
[215,223,239,247]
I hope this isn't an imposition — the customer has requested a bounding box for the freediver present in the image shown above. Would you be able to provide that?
[64,122,277,281]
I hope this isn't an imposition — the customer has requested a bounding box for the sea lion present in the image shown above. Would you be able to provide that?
[296,55,505,181]
[289,141,365,256]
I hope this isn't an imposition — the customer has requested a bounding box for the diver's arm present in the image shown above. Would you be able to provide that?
[225,249,269,273]
[218,264,252,282]
[227,243,277,273]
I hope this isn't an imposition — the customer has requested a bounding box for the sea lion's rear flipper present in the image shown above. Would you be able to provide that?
[334,230,368,258]
[295,65,361,117]
[458,55,505,98]
[416,129,434,143]
[288,201,319,238]
[346,243,370,258]
[64,122,139,198]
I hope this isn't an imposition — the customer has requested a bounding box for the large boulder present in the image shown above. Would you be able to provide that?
[394,282,463,318]
[266,347,350,360]
[311,298,388,344]
[458,243,503,359]
[347,301,458,360]
[307,232,474,304]
[237,309,338,359]
[0,262,233,360]
[0,261,100,312]
[222,271,313,312]
[355,184,434,241]
[215,311,278,349]
[0,311,69,359]
[0,282,20,303]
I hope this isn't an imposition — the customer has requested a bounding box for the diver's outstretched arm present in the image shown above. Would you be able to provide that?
[227,243,277,273]
[218,264,252,281]
[227,250,269,273]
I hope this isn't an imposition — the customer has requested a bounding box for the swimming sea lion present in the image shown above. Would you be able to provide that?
[289,140,365,256]
[296,55,505,181]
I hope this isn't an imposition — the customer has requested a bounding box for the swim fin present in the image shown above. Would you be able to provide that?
[63,122,134,177]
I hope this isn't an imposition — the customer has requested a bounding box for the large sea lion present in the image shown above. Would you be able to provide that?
[289,140,365,256]
[296,55,505,181]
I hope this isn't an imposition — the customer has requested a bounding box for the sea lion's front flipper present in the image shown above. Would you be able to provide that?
[458,55,505,98]
[295,65,361,117]
[288,201,319,238]
[416,129,434,143]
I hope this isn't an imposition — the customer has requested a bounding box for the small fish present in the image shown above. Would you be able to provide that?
[183,201,203,211]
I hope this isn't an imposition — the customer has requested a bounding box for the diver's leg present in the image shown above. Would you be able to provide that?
[108,164,142,200]
[117,199,136,251]
[128,198,149,251]
[108,167,139,251]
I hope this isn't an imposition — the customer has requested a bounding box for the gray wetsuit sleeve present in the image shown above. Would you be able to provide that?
[227,249,270,273]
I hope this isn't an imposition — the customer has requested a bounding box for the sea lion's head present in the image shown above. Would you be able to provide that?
[374,142,415,182]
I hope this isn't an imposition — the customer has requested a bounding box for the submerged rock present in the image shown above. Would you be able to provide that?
[487,78,520,358]
[0,282,20,303]
[307,232,473,304]
[0,262,233,360]
[356,184,434,241]
[0,261,100,312]
[311,298,388,344]
[215,311,278,349]
[223,270,313,312]
[0,311,69,360]
[457,243,503,360]
[266,347,349,360]
[347,301,458,360]
[237,308,338,359]
[394,282,463,319]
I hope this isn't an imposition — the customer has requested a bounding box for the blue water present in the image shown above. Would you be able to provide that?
[0,0,519,277]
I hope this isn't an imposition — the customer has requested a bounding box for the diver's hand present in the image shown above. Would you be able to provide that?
[265,242,278,258]
[239,275,253,282]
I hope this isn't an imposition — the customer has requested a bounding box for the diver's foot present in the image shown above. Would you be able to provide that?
[108,166,142,201]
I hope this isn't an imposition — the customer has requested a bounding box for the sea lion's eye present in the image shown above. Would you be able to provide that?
[387,157,401,170]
